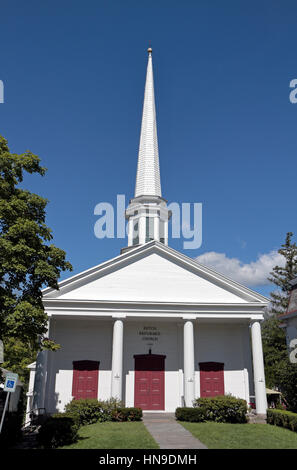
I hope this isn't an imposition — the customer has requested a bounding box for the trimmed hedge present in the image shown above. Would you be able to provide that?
[111,407,142,422]
[37,413,79,448]
[267,409,297,433]
[175,407,206,422]
[193,395,248,423]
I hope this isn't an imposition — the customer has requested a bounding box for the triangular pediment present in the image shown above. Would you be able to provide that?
[43,242,267,305]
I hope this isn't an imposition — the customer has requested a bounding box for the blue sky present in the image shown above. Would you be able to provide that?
[1,0,297,297]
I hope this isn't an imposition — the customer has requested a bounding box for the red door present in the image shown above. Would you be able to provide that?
[72,360,99,400]
[199,362,224,397]
[134,354,165,410]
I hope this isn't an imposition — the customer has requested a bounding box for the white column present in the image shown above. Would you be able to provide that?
[32,319,50,414]
[111,319,124,400]
[164,220,168,246]
[251,320,267,414]
[139,215,146,244]
[128,218,133,246]
[184,320,195,407]
[25,363,36,426]
[154,216,160,241]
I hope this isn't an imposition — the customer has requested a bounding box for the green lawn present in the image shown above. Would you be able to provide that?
[180,422,297,449]
[60,421,159,449]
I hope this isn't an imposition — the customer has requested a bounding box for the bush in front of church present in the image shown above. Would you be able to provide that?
[65,398,118,426]
[64,398,142,426]
[111,407,142,422]
[37,413,79,448]
[267,409,297,432]
[175,407,206,422]
[193,395,248,423]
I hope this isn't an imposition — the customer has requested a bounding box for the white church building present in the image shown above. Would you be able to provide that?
[29,48,268,417]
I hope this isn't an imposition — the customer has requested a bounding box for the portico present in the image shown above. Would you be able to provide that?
[32,315,267,414]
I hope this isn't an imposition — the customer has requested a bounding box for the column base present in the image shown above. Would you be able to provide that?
[247,412,267,424]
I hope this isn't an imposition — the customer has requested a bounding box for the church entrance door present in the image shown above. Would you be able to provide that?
[72,360,99,400]
[134,354,166,410]
[199,362,224,397]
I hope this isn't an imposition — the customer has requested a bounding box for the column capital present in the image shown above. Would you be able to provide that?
[112,314,126,319]
[249,317,264,325]
[182,315,196,321]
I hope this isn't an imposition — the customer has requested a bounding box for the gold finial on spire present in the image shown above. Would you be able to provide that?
[147,47,152,54]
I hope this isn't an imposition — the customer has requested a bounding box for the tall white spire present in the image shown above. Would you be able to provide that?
[123,47,171,253]
[135,48,161,197]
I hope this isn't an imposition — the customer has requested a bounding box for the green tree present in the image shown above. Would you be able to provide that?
[274,362,297,412]
[262,316,287,388]
[0,135,72,381]
[262,315,297,411]
[262,232,297,412]
[268,232,297,313]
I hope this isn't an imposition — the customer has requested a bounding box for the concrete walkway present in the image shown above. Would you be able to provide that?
[142,413,208,449]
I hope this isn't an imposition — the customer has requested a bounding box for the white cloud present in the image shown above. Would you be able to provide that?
[195,250,285,286]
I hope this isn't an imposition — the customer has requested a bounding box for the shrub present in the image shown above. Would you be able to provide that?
[267,409,297,433]
[65,398,116,426]
[37,413,79,448]
[111,407,142,422]
[193,395,248,423]
[0,412,23,446]
[0,388,25,446]
[275,403,286,411]
[175,407,206,422]
[105,397,124,409]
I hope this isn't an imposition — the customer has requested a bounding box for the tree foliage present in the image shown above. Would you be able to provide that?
[262,316,287,388]
[262,232,297,412]
[0,135,72,378]
[268,232,297,313]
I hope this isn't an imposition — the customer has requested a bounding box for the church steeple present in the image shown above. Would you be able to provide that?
[135,47,162,198]
[124,48,171,251]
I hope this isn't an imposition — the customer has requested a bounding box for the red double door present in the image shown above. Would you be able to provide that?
[134,354,165,410]
[199,362,225,397]
[72,360,99,400]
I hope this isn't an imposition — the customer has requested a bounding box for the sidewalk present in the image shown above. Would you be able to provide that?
[142,413,208,449]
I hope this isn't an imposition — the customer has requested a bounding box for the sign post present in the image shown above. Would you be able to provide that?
[0,372,18,434]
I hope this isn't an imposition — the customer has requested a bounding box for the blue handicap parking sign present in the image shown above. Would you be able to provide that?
[4,373,18,392]
[6,380,15,389]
